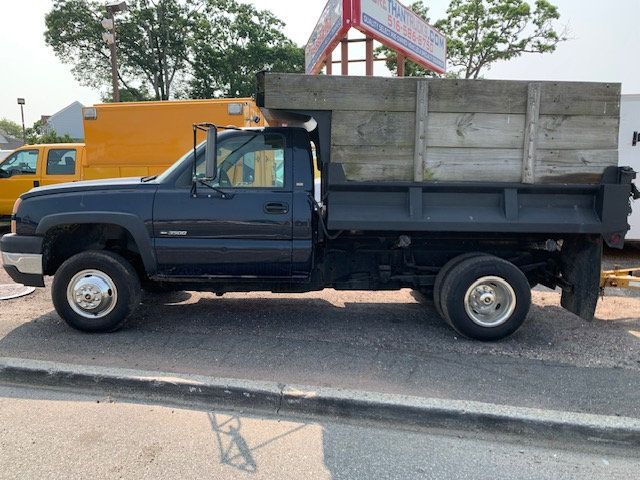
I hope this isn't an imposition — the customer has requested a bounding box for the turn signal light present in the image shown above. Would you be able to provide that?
[10,197,22,234]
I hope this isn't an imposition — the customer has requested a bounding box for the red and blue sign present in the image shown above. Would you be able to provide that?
[305,0,352,74]
[305,0,446,75]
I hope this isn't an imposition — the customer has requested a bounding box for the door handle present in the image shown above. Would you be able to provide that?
[263,202,289,214]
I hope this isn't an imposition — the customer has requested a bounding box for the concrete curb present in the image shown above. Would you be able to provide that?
[1,356,639,447]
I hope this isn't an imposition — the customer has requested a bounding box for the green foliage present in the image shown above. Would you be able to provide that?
[25,120,75,145]
[437,0,566,78]
[44,0,304,101]
[379,0,566,79]
[0,118,23,139]
[188,0,304,98]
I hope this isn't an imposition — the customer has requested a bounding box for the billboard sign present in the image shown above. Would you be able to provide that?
[305,0,352,74]
[352,0,446,74]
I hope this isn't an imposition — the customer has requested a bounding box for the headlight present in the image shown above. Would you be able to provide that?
[10,197,22,234]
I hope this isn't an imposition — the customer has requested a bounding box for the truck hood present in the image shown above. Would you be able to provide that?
[22,177,148,198]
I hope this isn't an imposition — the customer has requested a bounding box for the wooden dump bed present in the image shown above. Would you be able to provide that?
[258,73,621,184]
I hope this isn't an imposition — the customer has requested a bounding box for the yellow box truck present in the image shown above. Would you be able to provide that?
[0,98,263,220]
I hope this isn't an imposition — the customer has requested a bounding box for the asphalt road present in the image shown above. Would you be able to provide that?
[1,251,639,418]
[0,385,637,480]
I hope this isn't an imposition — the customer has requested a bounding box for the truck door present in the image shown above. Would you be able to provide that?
[40,146,81,187]
[152,131,293,277]
[0,148,41,217]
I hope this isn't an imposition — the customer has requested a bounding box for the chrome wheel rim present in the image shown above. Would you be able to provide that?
[66,269,118,319]
[464,276,516,327]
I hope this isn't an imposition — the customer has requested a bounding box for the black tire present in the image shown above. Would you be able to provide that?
[433,252,484,321]
[52,250,141,333]
[440,255,531,341]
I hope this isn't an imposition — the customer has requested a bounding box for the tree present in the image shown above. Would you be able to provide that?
[0,119,23,139]
[45,0,193,101]
[438,0,566,78]
[188,0,304,98]
[379,0,566,79]
[45,0,304,101]
[25,120,75,145]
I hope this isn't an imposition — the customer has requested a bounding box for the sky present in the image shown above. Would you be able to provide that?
[0,0,638,126]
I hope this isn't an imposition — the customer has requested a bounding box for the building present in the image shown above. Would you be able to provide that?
[0,129,23,151]
[43,101,85,140]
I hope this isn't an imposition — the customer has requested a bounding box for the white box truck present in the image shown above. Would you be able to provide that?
[620,94,640,242]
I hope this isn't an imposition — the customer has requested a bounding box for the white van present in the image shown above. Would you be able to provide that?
[620,95,640,242]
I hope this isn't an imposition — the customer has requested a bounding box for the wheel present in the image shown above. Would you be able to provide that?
[439,255,531,341]
[433,252,484,321]
[52,250,141,333]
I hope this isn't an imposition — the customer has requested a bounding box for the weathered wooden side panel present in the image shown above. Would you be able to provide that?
[258,73,621,184]
[260,74,620,116]
[333,147,619,183]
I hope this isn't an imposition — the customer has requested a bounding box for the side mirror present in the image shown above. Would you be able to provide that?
[205,126,218,180]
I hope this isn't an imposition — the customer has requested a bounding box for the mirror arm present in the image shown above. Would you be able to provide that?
[191,125,198,197]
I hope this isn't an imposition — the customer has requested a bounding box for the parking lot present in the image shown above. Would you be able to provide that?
[1,246,639,418]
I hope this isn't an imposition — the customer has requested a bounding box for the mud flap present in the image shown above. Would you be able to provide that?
[560,235,602,321]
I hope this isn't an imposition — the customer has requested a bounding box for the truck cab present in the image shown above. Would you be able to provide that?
[0,144,83,219]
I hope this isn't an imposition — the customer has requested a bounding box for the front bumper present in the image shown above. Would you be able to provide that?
[0,234,45,287]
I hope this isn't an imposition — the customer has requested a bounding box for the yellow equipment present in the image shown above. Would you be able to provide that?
[600,266,640,291]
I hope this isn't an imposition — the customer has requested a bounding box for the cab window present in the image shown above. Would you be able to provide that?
[186,133,285,189]
[0,149,38,177]
[46,148,77,175]
[216,134,285,188]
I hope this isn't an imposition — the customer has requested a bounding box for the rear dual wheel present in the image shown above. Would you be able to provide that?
[433,255,531,341]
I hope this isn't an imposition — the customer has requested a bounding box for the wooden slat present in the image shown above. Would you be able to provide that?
[536,149,618,183]
[262,74,417,112]
[424,113,619,149]
[537,115,620,149]
[414,81,429,182]
[331,145,414,164]
[426,148,524,182]
[332,110,415,146]
[260,74,620,116]
[522,83,542,184]
[428,80,527,114]
[342,162,413,181]
[427,79,619,116]
[336,147,616,183]
[539,82,621,116]
[426,113,526,149]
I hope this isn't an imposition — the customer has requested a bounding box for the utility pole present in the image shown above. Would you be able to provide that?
[102,2,128,102]
[17,98,26,143]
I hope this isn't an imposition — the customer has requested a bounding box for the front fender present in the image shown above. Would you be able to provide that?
[35,212,157,275]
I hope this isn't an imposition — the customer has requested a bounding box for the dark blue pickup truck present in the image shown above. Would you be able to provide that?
[1,119,636,340]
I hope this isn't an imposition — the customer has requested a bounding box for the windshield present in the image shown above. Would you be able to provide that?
[155,142,206,183]
[0,149,38,178]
